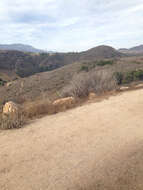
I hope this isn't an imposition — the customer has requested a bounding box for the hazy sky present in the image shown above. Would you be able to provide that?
[0,0,143,52]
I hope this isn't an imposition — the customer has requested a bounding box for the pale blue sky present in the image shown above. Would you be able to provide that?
[0,0,143,52]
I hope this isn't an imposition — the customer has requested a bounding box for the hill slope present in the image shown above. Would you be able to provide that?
[0,89,143,189]
[0,45,124,79]
[0,62,82,105]
[1,54,143,105]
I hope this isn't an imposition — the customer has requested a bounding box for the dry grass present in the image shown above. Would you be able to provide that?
[0,112,26,130]
[23,100,56,119]
[23,97,77,119]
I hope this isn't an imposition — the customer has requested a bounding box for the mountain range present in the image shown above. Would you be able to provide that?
[0,44,45,53]
[119,45,143,54]
[0,43,143,54]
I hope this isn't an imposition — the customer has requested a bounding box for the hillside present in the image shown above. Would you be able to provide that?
[80,45,123,60]
[0,50,66,78]
[0,44,44,53]
[1,88,143,189]
[0,62,82,105]
[0,45,124,79]
[0,55,143,106]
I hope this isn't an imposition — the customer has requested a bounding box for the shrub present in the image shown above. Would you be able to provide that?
[97,60,114,66]
[134,70,143,80]
[80,65,89,72]
[114,72,123,85]
[0,112,26,130]
[0,78,6,86]
[62,70,117,98]
[116,70,143,84]
[123,72,134,83]
[80,60,114,73]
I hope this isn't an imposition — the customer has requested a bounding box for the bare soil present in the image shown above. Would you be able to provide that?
[0,89,143,190]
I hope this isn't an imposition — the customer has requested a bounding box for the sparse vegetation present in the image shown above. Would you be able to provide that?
[97,60,114,66]
[80,60,115,72]
[80,62,96,72]
[80,65,89,72]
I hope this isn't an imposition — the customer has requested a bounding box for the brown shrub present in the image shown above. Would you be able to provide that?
[61,70,118,98]
[0,112,26,130]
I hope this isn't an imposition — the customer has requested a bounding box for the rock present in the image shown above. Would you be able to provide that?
[53,97,75,108]
[3,101,19,115]
[120,86,129,91]
[88,92,97,100]
[6,82,13,87]
[135,84,143,88]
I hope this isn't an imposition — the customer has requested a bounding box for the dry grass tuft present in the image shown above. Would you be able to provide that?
[23,100,56,119]
[0,112,26,130]
[23,98,77,119]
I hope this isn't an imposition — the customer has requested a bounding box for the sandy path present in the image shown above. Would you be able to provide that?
[0,89,143,190]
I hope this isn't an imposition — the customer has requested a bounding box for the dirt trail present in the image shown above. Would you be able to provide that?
[0,89,143,190]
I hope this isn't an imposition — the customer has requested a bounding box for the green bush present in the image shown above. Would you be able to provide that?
[123,72,134,83]
[134,70,143,80]
[115,70,143,84]
[80,65,89,72]
[0,78,6,86]
[97,60,114,66]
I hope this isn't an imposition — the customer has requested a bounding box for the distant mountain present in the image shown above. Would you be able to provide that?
[119,45,143,54]
[0,44,45,53]
[130,45,143,53]
[118,48,128,51]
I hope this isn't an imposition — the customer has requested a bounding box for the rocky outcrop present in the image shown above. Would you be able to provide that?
[88,92,97,100]
[53,97,75,110]
[3,101,19,115]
